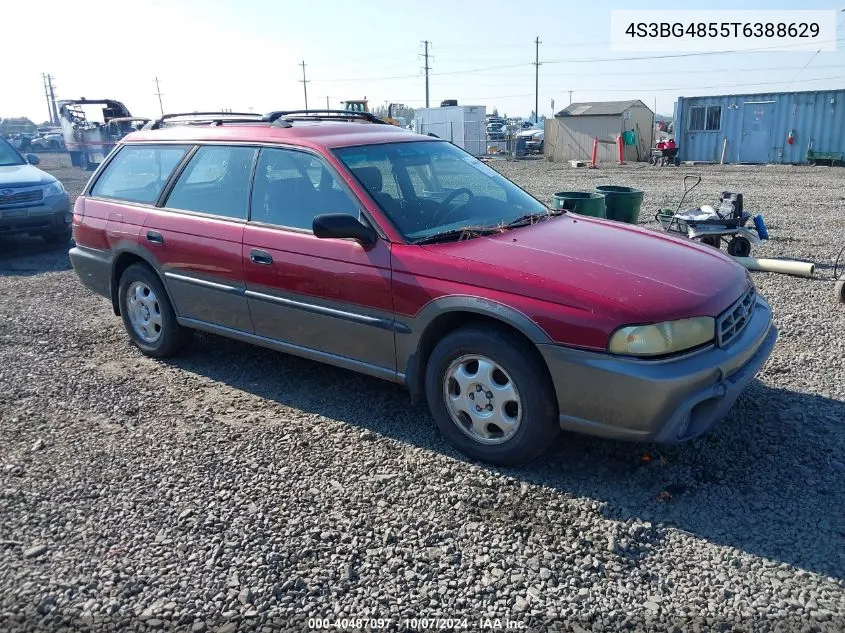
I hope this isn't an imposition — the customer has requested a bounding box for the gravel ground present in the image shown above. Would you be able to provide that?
[1,154,844,632]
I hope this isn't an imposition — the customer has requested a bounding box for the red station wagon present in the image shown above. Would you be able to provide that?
[69,110,777,465]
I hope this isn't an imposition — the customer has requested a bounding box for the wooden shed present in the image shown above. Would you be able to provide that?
[545,100,653,163]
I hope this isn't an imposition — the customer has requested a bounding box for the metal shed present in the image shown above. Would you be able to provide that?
[674,89,845,165]
[545,100,653,163]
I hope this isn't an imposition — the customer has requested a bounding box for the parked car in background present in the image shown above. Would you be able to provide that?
[0,136,72,243]
[486,122,506,141]
[526,130,544,153]
[69,110,777,466]
[516,128,544,153]
[30,131,66,151]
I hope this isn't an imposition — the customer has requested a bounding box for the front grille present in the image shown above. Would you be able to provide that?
[717,286,756,347]
[0,189,43,206]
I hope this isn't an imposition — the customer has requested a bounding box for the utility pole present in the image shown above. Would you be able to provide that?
[47,75,58,125]
[420,41,431,108]
[533,37,541,123]
[42,74,52,124]
[326,96,330,109]
[299,61,309,110]
[568,90,573,105]
[42,74,58,125]
[154,77,164,116]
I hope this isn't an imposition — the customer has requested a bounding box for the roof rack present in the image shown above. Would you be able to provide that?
[145,111,265,130]
[265,109,387,126]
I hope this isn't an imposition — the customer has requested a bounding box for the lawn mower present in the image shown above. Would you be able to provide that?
[655,175,768,257]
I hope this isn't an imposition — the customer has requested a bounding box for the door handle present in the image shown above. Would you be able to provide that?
[250,249,273,265]
[146,230,164,244]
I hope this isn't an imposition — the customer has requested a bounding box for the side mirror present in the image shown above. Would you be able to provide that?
[313,213,377,246]
[26,153,40,165]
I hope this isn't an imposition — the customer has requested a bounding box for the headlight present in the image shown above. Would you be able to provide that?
[43,180,65,197]
[608,316,715,357]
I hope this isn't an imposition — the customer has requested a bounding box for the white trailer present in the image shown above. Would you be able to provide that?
[414,105,487,156]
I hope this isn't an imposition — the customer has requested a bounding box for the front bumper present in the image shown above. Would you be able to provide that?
[538,295,777,443]
[0,194,71,236]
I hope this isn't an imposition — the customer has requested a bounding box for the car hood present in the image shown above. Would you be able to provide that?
[422,214,750,321]
[0,164,54,188]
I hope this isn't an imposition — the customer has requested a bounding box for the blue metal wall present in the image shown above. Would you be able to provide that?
[673,89,845,164]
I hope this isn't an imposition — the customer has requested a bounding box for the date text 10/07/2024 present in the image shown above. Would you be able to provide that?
[308,617,527,630]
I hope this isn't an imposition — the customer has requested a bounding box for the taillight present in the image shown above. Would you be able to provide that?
[72,197,85,225]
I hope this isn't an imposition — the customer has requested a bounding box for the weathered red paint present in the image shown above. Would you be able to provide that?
[78,122,750,352]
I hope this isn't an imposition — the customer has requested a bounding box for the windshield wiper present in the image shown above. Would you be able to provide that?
[412,225,504,245]
[504,208,565,229]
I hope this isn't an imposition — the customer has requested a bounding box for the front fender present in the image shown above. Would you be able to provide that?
[397,295,553,403]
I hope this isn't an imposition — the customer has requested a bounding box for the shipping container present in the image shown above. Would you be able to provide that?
[674,89,845,165]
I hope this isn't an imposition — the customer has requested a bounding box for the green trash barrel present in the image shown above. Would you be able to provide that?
[551,192,606,218]
[594,185,644,224]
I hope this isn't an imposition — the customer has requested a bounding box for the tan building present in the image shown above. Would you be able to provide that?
[545,100,654,163]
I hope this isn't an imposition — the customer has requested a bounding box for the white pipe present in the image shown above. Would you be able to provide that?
[720,138,728,165]
[732,256,815,278]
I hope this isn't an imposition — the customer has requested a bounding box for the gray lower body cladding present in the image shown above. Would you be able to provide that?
[538,296,777,443]
[69,246,112,300]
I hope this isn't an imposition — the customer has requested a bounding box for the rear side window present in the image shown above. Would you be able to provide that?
[90,145,189,203]
[164,145,257,220]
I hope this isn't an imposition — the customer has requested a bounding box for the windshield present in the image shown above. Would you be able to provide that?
[334,141,547,242]
[0,137,25,166]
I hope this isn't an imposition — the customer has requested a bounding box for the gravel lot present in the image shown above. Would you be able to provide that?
[1,154,844,632]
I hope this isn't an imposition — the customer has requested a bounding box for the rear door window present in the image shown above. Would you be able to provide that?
[90,145,189,203]
[164,145,258,220]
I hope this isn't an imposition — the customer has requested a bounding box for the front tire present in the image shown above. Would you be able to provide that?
[424,326,559,466]
[118,263,188,357]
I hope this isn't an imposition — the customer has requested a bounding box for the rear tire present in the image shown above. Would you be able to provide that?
[836,275,845,305]
[118,263,188,358]
[424,326,559,466]
[700,236,720,249]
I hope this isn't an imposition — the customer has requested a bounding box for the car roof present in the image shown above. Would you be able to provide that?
[122,121,435,150]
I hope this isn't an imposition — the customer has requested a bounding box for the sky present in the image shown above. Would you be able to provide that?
[4,0,844,124]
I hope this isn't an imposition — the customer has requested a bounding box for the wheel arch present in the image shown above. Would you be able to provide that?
[110,247,169,316]
[402,297,554,405]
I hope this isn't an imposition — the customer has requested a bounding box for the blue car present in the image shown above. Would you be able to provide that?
[0,136,71,243]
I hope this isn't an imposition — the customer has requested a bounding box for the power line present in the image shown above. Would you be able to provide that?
[543,38,845,65]
[154,77,164,116]
[310,62,529,84]
[430,63,845,88]
[784,14,845,91]
[784,50,823,91]
[307,37,845,85]
[384,73,842,105]
[458,74,844,101]
[299,60,309,109]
